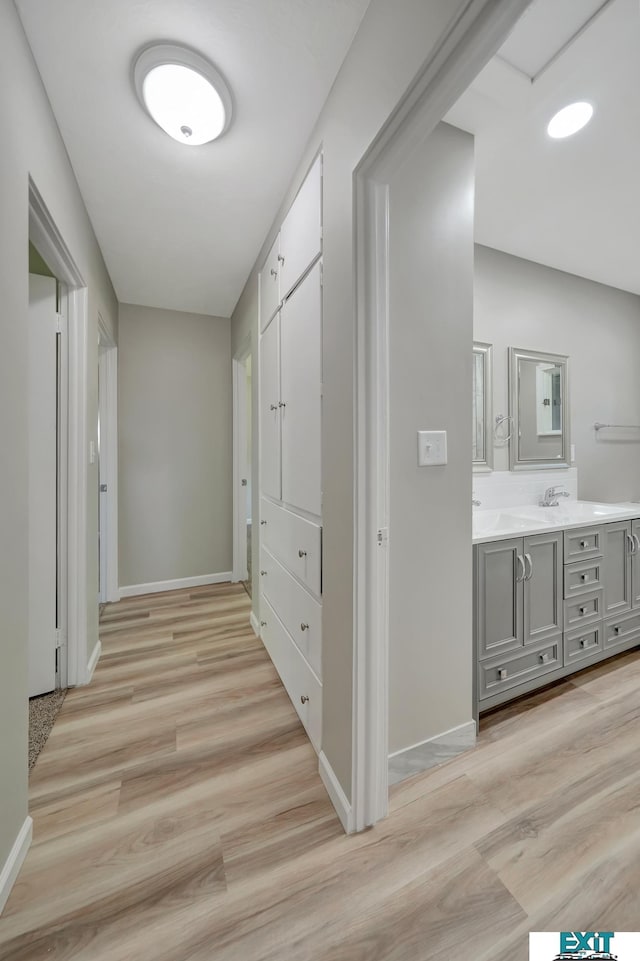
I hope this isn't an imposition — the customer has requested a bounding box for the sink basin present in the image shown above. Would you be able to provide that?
[517,501,629,524]
[472,510,547,536]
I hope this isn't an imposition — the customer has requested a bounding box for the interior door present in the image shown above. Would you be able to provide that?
[259,313,281,501]
[280,261,322,516]
[28,274,58,697]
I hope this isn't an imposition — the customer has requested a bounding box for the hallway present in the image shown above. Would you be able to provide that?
[1,586,640,960]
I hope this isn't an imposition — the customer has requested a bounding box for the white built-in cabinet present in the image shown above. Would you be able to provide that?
[258,154,323,753]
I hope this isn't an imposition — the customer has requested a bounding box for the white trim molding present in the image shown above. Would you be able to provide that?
[232,334,252,583]
[250,611,261,637]
[319,751,354,834]
[119,572,233,599]
[0,817,33,916]
[352,0,534,831]
[87,640,102,683]
[388,721,476,785]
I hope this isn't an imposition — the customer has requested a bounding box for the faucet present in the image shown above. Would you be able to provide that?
[540,486,570,507]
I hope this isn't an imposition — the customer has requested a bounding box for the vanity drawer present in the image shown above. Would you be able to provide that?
[564,558,603,598]
[260,597,322,752]
[564,526,603,563]
[564,589,604,630]
[259,546,322,678]
[564,621,604,666]
[478,638,561,701]
[604,609,640,651]
[260,498,322,596]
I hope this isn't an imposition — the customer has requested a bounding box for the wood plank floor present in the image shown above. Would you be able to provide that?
[2,582,640,960]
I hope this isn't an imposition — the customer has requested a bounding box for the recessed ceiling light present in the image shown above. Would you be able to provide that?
[547,102,593,140]
[133,43,232,146]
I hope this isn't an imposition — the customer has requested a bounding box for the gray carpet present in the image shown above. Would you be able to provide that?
[29,689,67,770]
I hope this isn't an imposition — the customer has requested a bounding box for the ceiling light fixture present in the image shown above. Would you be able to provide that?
[133,43,232,146]
[547,101,593,140]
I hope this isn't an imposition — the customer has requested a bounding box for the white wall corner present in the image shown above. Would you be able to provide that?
[319,751,354,834]
[249,611,261,637]
[87,639,102,683]
[0,817,33,916]
[119,572,233,599]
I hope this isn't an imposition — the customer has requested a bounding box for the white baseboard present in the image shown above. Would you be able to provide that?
[0,817,32,916]
[388,719,476,785]
[249,611,261,637]
[87,640,102,683]
[319,751,354,834]
[119,571,233,599]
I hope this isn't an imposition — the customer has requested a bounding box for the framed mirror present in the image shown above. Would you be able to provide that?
[508,347,570,470]
[473,341,493,471]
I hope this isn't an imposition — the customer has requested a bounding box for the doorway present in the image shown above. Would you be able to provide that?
[98,317,118,606]
[232,337,253,595]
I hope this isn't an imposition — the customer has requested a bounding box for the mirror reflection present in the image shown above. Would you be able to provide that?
[509,347,570,470]
[473,342,492,470]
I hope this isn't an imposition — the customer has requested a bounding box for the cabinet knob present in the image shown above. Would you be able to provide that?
[260,620,267,627]
[278,401,286,408]
[614,625,621,635]
[260,570,267,576]
[298,549,307,558]
[270,268,278,278]
[300,622,309,632]
[277,254,285,264]
[579,638,587,648]
[498,668,508,680]
[269,404,278,411]
[300,695,309,704]
[580,540,588,549]
[580,573,589,582]
[579,606,587,616]
[260,520,267,526]
[539,652,552,664]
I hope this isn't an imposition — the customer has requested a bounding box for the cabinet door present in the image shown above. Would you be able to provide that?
[280,261,322,516]
[603,520,632,616]
[475,538,523,660]
[280,154,322,299]
[632,519,640,607]
[259,234,281,332]
[523,530,563,645]
[259,313,281,500]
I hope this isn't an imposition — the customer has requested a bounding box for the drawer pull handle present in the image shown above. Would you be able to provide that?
[300,622,309,632]
[580,573,589,582]
[269,404,278,411]
[298,549,307,558]
[260,620,267,627]
[539,652,552,664]
[614,625,622,635]
[278,254,285,265]
[580,540,588,549]
[498,668,508,680]
[260,570,267,576]
[300,695,309,704]
[278,401,286,408]
[270,268,278,278]
[579,606,587,616]
[579,638,587,648]
[260,520,267,526]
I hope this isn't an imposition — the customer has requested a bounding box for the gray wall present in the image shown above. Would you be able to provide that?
[474,245,640,501]
[388,123,474,754]
[0,0,117,880]
[231,0,475,799]
[118,304,232,588]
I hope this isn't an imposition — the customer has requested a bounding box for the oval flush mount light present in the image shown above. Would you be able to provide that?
[133,43,232,146]
[547,101,593,139]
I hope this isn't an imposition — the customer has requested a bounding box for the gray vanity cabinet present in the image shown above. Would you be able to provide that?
[475,531,563,661]
[603,520,634,616]
[632,519,640,607]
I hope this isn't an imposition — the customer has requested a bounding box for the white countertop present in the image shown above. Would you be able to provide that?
[472,501,640,544]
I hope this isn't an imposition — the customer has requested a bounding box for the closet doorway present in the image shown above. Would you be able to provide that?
[232,336,253,596]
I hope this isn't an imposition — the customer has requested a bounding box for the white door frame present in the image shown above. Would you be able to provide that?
[98,316,119,604]
[351,0,533,831]
[29,177,90,688]
[232,333,252,582]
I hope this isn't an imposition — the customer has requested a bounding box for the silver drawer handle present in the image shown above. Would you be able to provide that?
[270,268,278,278]
[277,254,285,264]
[260,570,267,576]
[300,695,309,704]
[580,573,589,582]
[634,534,640,554]
[260,620,267,627]
[579,638,587,648]
[579,606,587,616]
[300,622,309,632]
[539,652,552,664]
[498,668,508,680]
[269,404,278,411]
[580,540,588,549]
[627,533,636,555]
[298,549,307,558]
[278,401,286,408]
[516,554,525,583]
[614,625,622,635]
[260,520,267,525]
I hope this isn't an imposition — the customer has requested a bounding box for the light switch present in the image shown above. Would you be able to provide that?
[417,430,447,466]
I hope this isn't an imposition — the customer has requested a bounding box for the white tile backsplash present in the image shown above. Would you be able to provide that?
[472,468,578,510]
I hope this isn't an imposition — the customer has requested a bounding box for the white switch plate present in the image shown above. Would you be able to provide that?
[417,430,447,466]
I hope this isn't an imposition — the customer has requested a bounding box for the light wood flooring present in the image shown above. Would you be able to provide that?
[2,582,640,960]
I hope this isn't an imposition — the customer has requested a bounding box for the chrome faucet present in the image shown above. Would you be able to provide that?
[540,486,570,507]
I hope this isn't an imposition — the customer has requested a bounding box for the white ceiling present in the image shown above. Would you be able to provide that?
[16,0,370,317]
[445,0,640,295]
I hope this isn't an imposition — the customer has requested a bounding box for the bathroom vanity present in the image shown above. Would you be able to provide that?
[473,501,640,713]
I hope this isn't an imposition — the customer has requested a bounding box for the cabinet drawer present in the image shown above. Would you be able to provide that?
[605,609,640,650]
[564,622,604,666]
[564,558,603,598]
[260,597,322,752]
[479,638,561,700]
[260,498,322,596]
[564,525,603,563]
[259,234,281,331]
[564,589,604,630]
[259,546,322,678]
